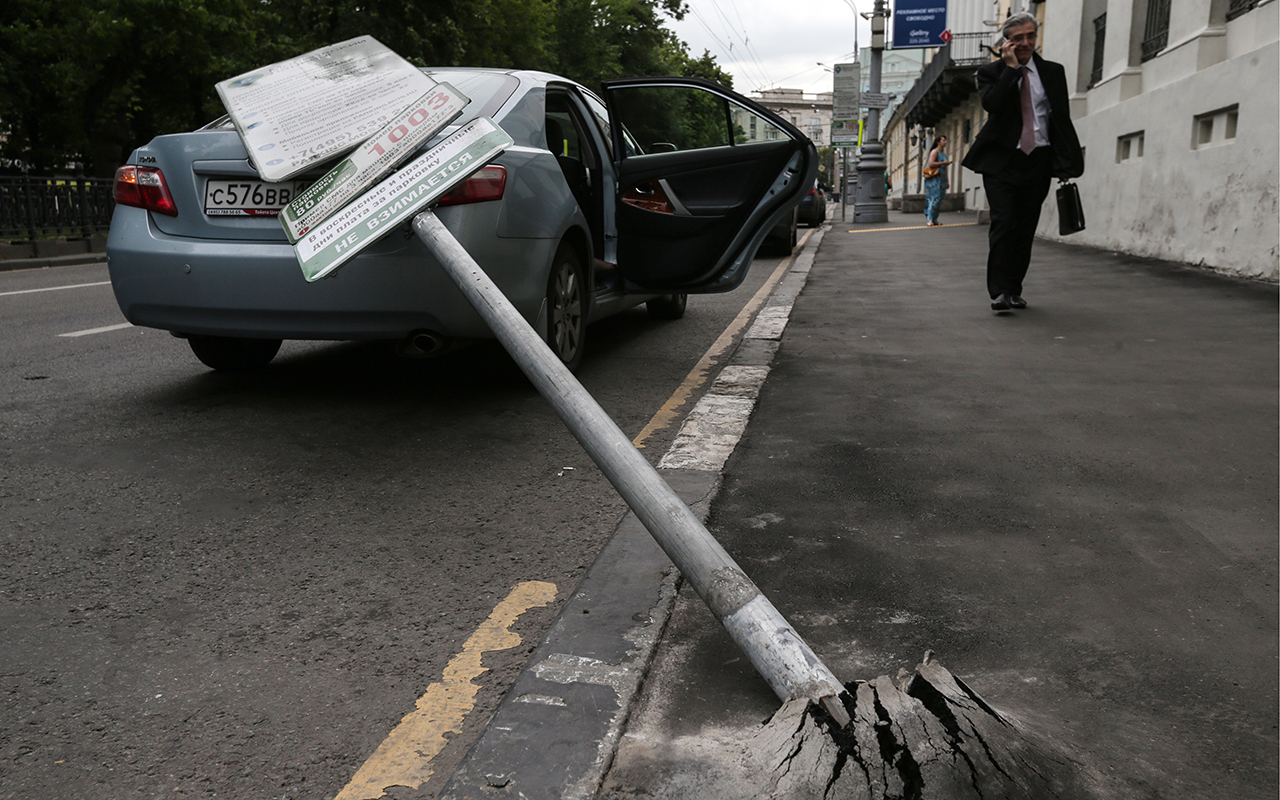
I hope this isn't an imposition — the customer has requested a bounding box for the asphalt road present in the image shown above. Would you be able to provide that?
[0,249,787,800]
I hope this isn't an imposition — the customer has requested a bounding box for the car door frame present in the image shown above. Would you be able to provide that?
[600,76,818,294]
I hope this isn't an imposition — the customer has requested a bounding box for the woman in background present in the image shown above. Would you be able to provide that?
[924,135,950,226]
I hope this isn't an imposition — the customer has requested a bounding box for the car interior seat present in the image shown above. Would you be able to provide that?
[545,116,590,214]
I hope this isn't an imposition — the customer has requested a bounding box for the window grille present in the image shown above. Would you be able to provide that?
[1141,0,1170,62]
[1089,14,1107,87]
[1227,0,1261,20]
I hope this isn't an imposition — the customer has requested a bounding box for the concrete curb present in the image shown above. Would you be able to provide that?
[0,252,108,272]
[439,230,827,800]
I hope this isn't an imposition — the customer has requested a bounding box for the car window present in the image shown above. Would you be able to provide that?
[607,85,783,154]
[546,91,599,169]
[576,87,645,158]
[578,90,614,159]
[733,104,786,143]
[421,70,520,122]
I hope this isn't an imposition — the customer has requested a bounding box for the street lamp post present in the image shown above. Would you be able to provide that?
[854,0,889,223]
[838,0,860,54]
[827,0,863,220]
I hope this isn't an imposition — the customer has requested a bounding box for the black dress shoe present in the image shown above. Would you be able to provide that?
[991,294,1011,311]
[1008,295,1027,309]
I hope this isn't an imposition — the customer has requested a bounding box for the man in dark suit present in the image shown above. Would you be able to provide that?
[962,13,1084,311]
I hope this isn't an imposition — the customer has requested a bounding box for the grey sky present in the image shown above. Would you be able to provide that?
[665,0,874,94]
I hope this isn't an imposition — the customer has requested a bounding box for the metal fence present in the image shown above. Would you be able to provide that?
[1089,14,1108,88]
[1227,0,1262,20]
[947,32,997,67]
[0,175,115,242]
[1141,0,1171,61]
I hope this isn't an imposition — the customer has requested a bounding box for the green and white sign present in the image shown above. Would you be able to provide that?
[831,119,861,147]
[295,117,513,282]
[280,82,469,242]
[216,36,438,182]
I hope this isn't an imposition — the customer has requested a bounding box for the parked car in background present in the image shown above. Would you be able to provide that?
[797,179,827,227]
[107,70,817,372]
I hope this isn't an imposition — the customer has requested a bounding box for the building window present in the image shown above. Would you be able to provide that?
[1089,13,1107,88]
[1117,131,1144,163]
[1227,0,1262,20]
[1192,105,1240,149]
[1141,0,1171,62]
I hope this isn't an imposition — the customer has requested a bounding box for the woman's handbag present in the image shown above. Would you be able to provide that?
[1056,181,1086,235]
[923,166,940,178]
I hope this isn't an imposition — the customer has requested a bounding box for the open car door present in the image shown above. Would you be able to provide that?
[601,77,817,293]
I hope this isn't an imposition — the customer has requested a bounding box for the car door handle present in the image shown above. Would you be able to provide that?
[621,179,691,216]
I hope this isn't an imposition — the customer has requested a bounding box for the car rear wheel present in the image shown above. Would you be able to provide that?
[546,244,587,371]
[187,335,282,371]
[646,293,687,319]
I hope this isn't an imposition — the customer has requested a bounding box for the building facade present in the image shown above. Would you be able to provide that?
[1042,0,1278,278]
[883,0,1009,207]
[884,0,1277,278]
[751,88,835,146]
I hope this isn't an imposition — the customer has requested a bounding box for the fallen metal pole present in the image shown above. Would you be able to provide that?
[413,211,850,726]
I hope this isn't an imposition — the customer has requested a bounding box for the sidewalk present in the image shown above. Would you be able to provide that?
[0,250,107,272]
[444,209,1278,799]
[599,210,1278,799]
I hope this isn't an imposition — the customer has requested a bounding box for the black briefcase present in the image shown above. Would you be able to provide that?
[1057,181,1086,235]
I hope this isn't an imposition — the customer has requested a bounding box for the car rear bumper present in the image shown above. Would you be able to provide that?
[106,206,554,341]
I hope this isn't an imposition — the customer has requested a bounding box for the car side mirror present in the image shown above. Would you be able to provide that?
[650,142,677,153]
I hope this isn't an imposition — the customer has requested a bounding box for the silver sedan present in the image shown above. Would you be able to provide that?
[107,69,817,371]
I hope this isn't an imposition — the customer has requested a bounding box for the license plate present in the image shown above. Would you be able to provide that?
[204,179,304,216]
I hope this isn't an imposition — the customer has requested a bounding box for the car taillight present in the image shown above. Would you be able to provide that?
[114,165,178,216]
[436,165,506,207]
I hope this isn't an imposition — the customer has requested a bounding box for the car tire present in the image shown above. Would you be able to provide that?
[646,293,687,320]
[187,335,282,371]
[546,243,588,371]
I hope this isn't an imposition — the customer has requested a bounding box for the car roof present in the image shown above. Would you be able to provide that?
[423,67,576,87]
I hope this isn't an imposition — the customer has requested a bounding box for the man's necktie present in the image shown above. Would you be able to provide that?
[1019,66,1035,154]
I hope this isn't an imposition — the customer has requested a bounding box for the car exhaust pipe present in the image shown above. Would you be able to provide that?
[396,330,449,358]
[411,331,445,353]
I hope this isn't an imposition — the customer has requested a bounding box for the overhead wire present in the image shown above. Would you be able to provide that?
[710,0,773,88]
[676,1,865,93]
[682,5,762,88]
[690,0,773,91]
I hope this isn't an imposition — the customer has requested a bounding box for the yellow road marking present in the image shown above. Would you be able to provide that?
[632,228,814,449]
[846,222,981,233]
[333,581,558,800]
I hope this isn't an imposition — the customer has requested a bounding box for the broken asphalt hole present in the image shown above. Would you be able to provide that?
[754,652,1102,800]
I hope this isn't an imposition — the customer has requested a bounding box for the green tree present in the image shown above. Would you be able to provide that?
[817,145,835,188]
[1,0,273,174]
[0,0,729,175]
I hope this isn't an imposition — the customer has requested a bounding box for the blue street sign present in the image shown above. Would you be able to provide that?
[892,0,948,49]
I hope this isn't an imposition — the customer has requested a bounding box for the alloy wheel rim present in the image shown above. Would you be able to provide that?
[551,260,582,361]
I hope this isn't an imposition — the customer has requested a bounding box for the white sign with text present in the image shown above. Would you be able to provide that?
[216,36,437,182]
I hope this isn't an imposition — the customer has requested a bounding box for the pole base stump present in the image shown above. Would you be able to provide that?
[754,652,1101,800]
